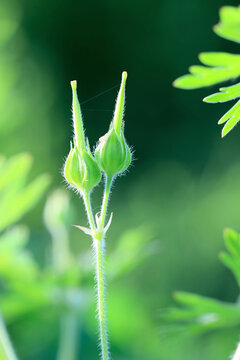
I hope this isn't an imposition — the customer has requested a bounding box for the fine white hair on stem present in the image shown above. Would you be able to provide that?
[92,237,110,359]
[62,72,131,360]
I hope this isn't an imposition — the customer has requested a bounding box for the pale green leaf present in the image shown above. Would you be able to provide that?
[204,83,240,103]
[107,226,158,279]
[199,52,240,67]
[0,174,50,232]
[214,6,240,43]
[223,228,240,256]
[0,226,39,284]
[0,153,32,192]
[218,101,240,124]
[174,54,240,90]
[221,104,240,137]
[0,154,50,232]
[160,291,240,336]
[219,228,240,286]
[219,252,240,285]
[160,229,240,337]
[173,4,240,137]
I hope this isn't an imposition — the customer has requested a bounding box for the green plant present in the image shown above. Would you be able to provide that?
[44,189,156,360]
[0,312,18,360]
[233,343,240,360]
[0,153,49,359]
[169,4,240,359]
[0,181,155,360]
[160,228,240,358]
[174,5,240,137]
[63,72,132,359]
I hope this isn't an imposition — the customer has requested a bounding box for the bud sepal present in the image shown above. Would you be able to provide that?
[64,140,101,194]
[73,212,113,240]
[95,125,131,177]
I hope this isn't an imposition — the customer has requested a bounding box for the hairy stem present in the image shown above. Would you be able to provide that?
[83,192,96,230]
[100,176,112,227]
[0,314,18,360]
[57,311,79,360]
[83,183,112,360]
[94,238,109,360]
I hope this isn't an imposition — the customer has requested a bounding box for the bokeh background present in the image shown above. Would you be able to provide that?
[1,0,240,359]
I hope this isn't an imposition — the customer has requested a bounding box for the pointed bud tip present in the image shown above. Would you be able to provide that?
[122,71,128,82]
[71,80,77,91]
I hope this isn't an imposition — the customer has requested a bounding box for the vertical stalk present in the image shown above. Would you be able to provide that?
[83,192,96,231]
[232,343,240,360]
[51,228,78,360]
[93,238,109,360]
[100,176,112,227]
[51,227,71,272]
[0,314,18,360]
[57,311,78,360]
[83,180,113,360]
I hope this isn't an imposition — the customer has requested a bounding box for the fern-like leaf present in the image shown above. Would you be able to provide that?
[214,6,240,43]
[219,228,240,287]
[160,291,240,336]
[160,228,240,337]
[174,5,240,137]
[160,229,240,335]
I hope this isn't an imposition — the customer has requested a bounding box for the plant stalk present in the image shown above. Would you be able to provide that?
[57,311,78,360]
[83,192,96,231]
[94,238,109,360]
[232,343,240,360]
[100,176,112,227]
[0,314,18,360]
[83,182,112,359]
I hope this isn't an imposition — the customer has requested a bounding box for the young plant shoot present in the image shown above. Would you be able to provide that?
[64,72,132,360]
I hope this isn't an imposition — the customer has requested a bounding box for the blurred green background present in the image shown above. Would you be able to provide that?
[1,0,240,359]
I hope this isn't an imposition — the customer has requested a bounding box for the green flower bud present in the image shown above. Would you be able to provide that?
[64,81,102,193]
[71,80,86,151]
[64,141,101,193]
[95,126,131,177]
[95,71,132,177]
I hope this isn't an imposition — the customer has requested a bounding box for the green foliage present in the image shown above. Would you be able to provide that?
[0,185,156,359]
[0,226,37,284]
[174,53,240,90]
[0,152,49,359]
[0,154,50,232]
[174,5,240,137]
[220,228,240,287]
[107,226,157,279]
[0,313,18,360]
[160,228,240,338]
[160,292,240,336]
[214,6,240,43]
